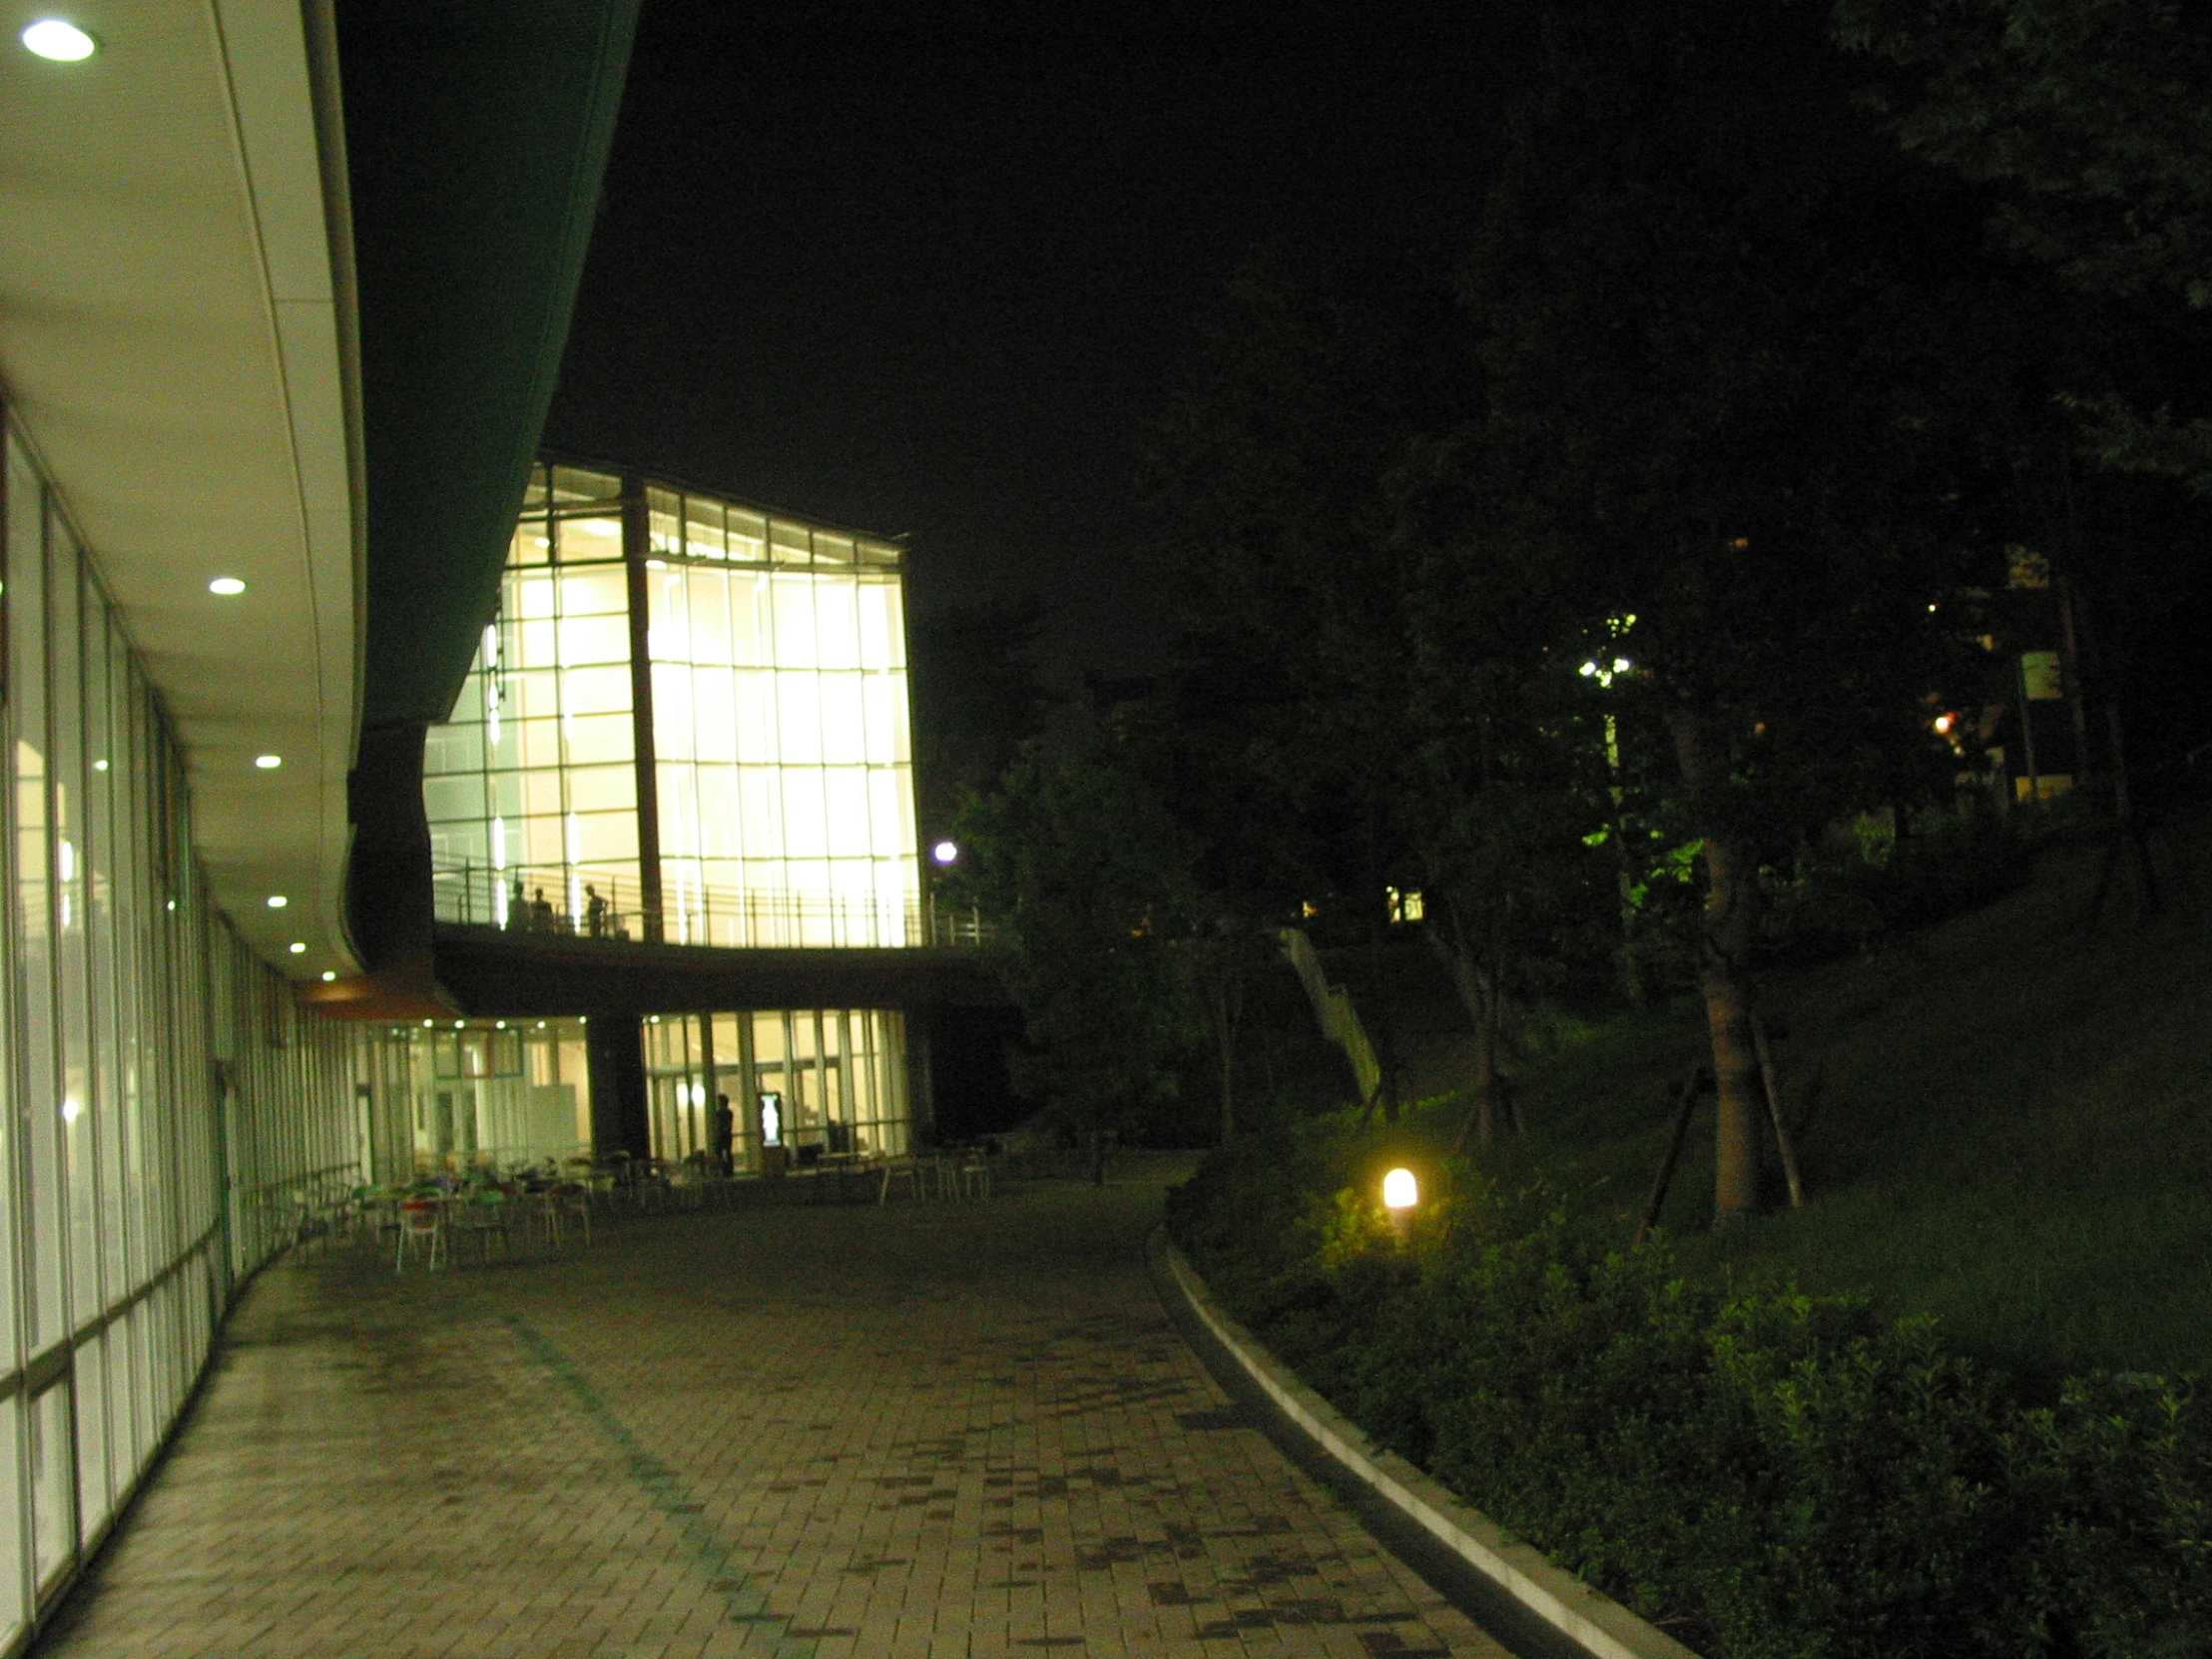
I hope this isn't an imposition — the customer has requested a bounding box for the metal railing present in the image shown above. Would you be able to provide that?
[434,860,990,949]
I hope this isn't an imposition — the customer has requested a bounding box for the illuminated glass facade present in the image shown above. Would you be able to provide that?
[1,420,356,1635]
[423,461,921,947]
[643,1008,909,1171]
[357,1018,594,1172]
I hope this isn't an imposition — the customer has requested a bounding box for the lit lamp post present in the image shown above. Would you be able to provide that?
[1382,1167,1418,1243]
[926,839,959,943]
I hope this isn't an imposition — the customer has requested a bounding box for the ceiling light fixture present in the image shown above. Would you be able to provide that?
[21,19,95,60]
[287,941,305,954]
[255,754,282,770]
[208,576,245,596]
[266,894,287,908]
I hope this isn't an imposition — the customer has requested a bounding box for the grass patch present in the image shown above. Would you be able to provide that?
[1460,827,2212,1382]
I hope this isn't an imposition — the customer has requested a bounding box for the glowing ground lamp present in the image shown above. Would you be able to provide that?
[1382,1166,1418,1242]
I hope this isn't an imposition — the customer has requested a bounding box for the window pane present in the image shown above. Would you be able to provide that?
[728,509,767,563]
[563,713,633,767]
[551,464,621,506]
[686,569,733,665]
[555,515,625,565]
[684,496,725,559]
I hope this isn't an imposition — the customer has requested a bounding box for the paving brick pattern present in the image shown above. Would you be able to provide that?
[35,1167,1510,1659]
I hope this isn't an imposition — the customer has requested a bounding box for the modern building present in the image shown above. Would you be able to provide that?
[0,4,1007,1645]
[353,456,978,1178]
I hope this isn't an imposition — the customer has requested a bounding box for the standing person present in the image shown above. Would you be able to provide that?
[711,1093,736,1175]
[585,884,608,938]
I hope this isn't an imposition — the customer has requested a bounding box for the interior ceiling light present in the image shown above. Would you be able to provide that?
[255,754,282,770]
[22,19,95,60]
[320,970,336,982]
[208,576,246,596]
[287,942,305,954]
[266,894,287,908]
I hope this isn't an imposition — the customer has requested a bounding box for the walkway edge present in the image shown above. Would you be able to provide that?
[1150,1228,1701,1659]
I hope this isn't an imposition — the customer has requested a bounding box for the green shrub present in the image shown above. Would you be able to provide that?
[1167,1132,2212,1658]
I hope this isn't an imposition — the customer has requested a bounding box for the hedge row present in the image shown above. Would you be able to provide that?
[1165,1130,2212,1659]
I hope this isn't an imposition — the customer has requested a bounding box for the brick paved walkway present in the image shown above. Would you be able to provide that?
[35,1167,1510,1659]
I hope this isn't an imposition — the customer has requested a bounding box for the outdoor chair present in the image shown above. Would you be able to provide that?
[550,1181,592,1247]
[876,1157,911,1204]
[394,1199,445,1272]
[458,1188,514,1263]
[954,1150,993,1201]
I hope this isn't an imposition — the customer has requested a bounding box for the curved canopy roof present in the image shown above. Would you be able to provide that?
[0,0,634,979]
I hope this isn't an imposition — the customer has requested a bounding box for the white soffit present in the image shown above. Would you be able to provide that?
[0,0,362,979]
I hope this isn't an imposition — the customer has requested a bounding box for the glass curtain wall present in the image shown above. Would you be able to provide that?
[643,487,917,946]
[1,418,356,1641]
[424,462,921,946]
[354,1018,593,1172]
[643,1007,908,1172]
[423,464,640,932]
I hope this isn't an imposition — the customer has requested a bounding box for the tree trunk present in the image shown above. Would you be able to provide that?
[1669,711,1764,1226]
[1426,918,1502,1150]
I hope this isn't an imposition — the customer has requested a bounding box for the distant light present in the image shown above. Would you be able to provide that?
[287,941,305,954]
[320,970,337,982]
[267,894,287,908]
[1578,661,1597,678]
[255,754,282,770]
[166,899,177,911]
[60,1097,82,1123]
[22,19,95,60]
[422,1019,434,1028]
[92,759,108,772]
[931,839,959,865]
[208,576,246,596]
[1382,1168,1418,1211]
[1934,714,1954,734]
[453,1021,465,1030]
[1612,657,1631,675]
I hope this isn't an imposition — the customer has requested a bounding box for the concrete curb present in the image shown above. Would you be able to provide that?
[1151,1229,1702,1659]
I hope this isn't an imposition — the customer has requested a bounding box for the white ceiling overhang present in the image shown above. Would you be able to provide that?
[0,0,361,979]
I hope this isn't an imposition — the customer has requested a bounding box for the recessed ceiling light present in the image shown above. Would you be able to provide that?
[208,576,246,596]
[287,941,305,954]
[267,894,287,908]
[92,759,108,772]
[320,970,336,981]
[22,20,95,61]
[255,754,282,770]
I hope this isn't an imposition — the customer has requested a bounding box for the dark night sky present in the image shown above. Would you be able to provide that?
[543,3,1533,686]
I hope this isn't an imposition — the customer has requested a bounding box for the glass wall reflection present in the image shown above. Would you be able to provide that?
[358,1017,594,1170]
[1,419,356,1636]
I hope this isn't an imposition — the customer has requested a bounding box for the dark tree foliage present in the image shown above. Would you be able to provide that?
[906,596,1055,840]
[1459,0,2010,1219]
[1837,0,2212,494]
[953,716,1205,1147]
